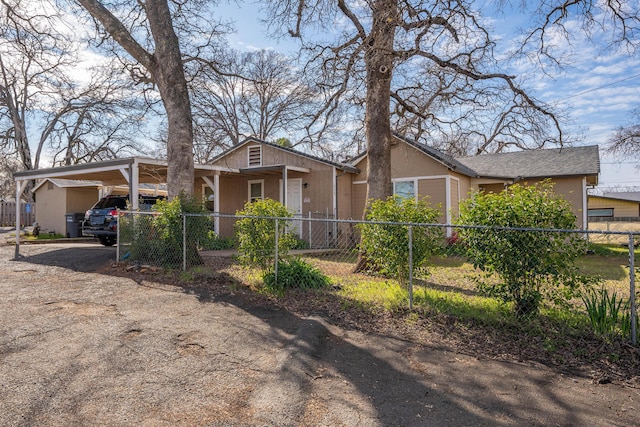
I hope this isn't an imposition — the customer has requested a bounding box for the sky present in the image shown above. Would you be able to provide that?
[218,2,640,192]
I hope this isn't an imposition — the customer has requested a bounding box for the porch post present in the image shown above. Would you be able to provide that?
[214,173,220,233]
[130,159,139,209]
[282,166,287,207]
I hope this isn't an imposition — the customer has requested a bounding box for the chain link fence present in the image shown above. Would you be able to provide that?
[117,211,639,345]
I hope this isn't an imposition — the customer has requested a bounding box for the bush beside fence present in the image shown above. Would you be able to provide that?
[117,211,639,345]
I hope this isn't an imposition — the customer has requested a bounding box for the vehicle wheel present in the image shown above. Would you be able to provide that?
[99,237,115,247]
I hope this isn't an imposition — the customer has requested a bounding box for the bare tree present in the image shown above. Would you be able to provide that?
[262,0,563,203]
[191,48,335,162]
[0,1,150,200]
[607,108,640,167]
[73,0,197,198]
[0,151,18,200]
[0,0,73,200]
[45,65,148,166]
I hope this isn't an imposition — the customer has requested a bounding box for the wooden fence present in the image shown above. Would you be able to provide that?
[0,201,36,227]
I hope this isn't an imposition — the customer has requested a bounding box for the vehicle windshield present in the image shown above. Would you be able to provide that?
[92,197,127,210]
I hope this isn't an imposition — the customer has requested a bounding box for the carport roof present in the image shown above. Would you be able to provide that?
[14,157,239,186]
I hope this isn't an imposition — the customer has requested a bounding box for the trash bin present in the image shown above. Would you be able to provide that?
[65,213,85,238]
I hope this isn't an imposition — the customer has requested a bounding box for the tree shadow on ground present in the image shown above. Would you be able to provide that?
[97,261,624,425]
[11,244,116,272]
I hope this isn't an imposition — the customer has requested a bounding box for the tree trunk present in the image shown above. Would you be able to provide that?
[354,0,396,273]
[145,0,194,198]
[76,0,194,198]
[363,0,396,206]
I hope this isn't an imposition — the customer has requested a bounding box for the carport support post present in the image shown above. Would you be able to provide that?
[13,179,28,259]
[630,234,637,346]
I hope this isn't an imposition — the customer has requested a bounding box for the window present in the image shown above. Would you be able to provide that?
[588,208,613,217]
[202,184,215,211]
[393,180,416,200]
[248,145,262,167]
[248,180,264,202]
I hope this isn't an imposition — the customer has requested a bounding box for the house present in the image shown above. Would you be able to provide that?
[207,138,359,244]
[350,135,600,229]
[15,136,600,246]
[588,192,640,221]
[456,144,600,229]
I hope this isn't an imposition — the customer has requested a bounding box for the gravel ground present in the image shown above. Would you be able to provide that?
[1,239,639,426]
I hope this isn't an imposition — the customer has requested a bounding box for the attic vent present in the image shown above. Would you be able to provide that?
[248,145,262,167]
[47,181,54,190]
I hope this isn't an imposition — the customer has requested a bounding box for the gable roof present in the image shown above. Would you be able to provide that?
[600,192,640,202]
[32,178,101,192]
[457,145,600,180]
[211,137,359,173]
[349,133,479,177]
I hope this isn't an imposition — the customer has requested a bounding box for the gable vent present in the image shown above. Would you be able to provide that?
[248,145,262,167]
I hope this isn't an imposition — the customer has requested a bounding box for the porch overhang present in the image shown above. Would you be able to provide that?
[238,164,311,175]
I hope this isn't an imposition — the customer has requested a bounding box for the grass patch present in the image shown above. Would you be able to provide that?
[23,233,66,241]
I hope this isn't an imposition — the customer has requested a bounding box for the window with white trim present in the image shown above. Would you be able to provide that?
[393,180,416,200]
[248,145,262,167]
[248,180,264,202]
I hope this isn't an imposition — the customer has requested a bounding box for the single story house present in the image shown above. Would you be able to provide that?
[588,192,640,220]
[15,136,600,247]
[207,138,359,244]
[349,135,599,229]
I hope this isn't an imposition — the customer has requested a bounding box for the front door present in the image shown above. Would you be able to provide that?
[280,178,302,237]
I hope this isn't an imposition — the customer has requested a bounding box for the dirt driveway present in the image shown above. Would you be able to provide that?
[1,242,638,426]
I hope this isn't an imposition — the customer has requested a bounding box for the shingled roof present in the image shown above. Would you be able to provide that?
[457,145,600,179]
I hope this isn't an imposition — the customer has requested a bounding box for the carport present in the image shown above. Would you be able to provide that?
[13,157,238,257]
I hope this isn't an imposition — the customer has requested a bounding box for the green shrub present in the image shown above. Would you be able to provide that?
[457,180,590,317]
[262,257,330,292]
[128,193,211,268]
[357,195,443,285]
[235,198,298,269]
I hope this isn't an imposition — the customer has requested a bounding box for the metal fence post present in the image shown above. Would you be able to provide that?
[116,209,121,263]
[274,218,279,285]
[630,234,637,346]
[308,211,312,248]
[182,214,187,271]
[408,225,413,310]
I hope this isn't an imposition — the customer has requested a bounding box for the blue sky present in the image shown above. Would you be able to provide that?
[219,2,640,191]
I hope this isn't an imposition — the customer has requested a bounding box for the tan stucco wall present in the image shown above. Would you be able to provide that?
[35,184,99,235]
[210,143,357,242]
[589,196,640,218]
[351,142,472,224]
[67,188,100,213]
[35,184,67,234]
[523,177,586,229]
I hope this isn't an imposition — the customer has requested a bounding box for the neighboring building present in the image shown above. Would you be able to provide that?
[588,193,640,220]
[33,179,100,235]
[33,178,169,236]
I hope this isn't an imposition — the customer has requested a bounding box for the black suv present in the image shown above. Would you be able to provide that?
[83,195,164,246]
